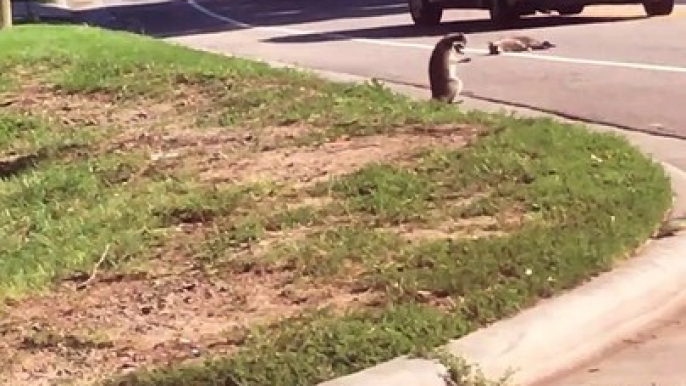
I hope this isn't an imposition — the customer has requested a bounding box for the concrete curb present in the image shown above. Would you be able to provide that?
[217,58,686,386]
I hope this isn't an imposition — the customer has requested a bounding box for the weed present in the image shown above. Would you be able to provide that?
[418,348,513,386]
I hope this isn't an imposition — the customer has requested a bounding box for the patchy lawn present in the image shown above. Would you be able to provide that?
[0,25,672,386]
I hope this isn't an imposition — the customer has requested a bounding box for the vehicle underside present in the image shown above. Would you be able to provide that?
[408,0,674,26]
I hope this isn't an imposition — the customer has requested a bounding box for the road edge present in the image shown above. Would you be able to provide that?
[11,0,140,31]
[198,56,686,386]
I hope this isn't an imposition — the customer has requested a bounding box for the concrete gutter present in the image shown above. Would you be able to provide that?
[235,60,686,386]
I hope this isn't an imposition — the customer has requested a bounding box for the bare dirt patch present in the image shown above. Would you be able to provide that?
[0,247,376,386]
[1,82,485,188]
[145,124,482,186]
[0,84,491,386]
[1,83,209,130]
[394,217,506,241]
[0,25,673,386]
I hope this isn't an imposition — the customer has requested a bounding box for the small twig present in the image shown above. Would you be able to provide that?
[76,244,111,290]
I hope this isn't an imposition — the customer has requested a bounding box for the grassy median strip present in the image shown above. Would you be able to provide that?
[0,25,672,386]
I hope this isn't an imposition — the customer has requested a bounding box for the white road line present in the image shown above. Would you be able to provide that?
[255,10,303,17]
[187,0,686,74]
[358,4,408,11]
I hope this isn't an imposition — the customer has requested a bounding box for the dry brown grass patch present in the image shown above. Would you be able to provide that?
[2,83,208,130]
[0,255,375,386]
[166,127,478,186]
[0,79,492,386]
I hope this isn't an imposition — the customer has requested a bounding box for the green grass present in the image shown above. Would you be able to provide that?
[0,25,673,386]
[0,135,251,296]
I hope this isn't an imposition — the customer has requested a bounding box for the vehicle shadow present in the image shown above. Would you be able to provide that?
[262,14,645,44]
[14,0,252,38]
[69,0,413,38]
[18,0,646,40]
[72,0,236,38]
[190,0,411,27]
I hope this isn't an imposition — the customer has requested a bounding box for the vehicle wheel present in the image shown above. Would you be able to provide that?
[489,0,521,26]
[556,5,584,15]
[643,0,673,16]
[408,0,444,26]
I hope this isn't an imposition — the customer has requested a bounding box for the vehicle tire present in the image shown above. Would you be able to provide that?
[556,5,584,15]
[643,0,674,16]
[409,0,444,26]
[489,0,521,26]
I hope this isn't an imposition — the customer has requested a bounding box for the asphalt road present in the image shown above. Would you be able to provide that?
[174,0,686,138]
[92,0,686,139]
[545,306,686,386]
[72,1,686,384]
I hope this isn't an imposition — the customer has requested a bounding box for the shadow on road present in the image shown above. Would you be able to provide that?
[72,0,235,37]
[30,0,643,41]
[193,0,411,27]
[63,0,412,38]
[11,0,231,37]
[262,14,644,44]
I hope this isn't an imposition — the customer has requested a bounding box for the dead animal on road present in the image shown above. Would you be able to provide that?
[428,32,472,104]
[488,35,555,55]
